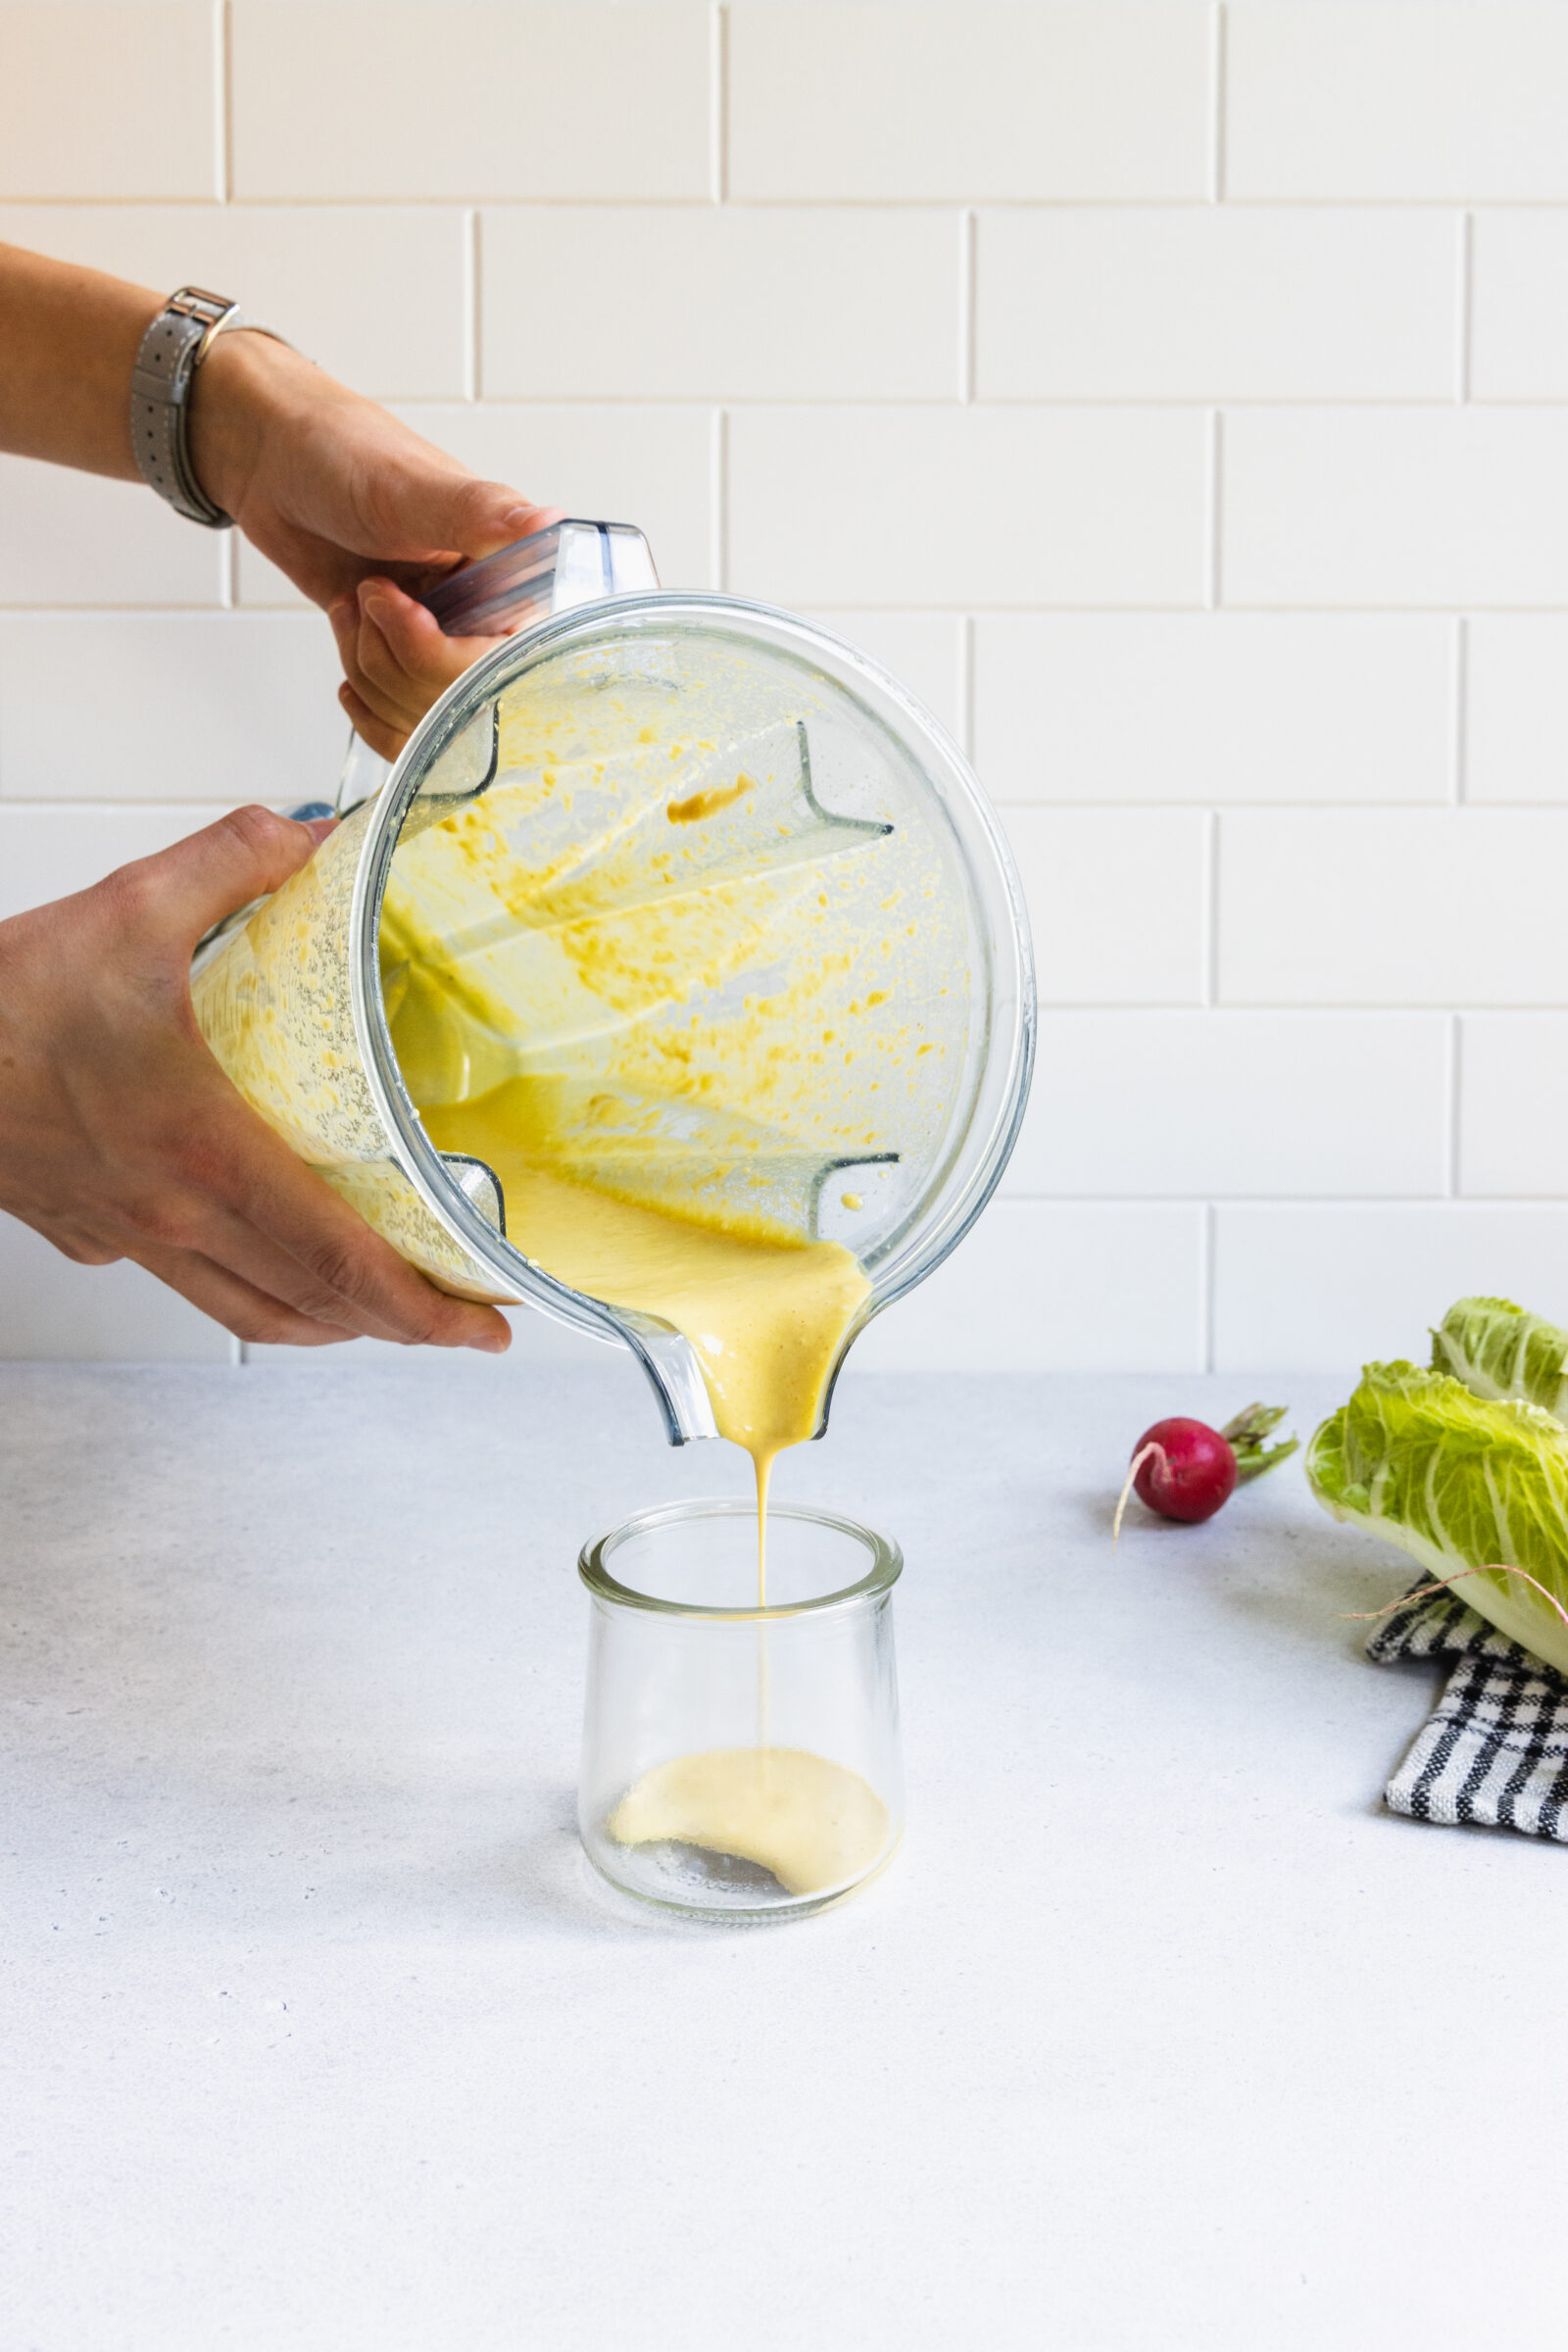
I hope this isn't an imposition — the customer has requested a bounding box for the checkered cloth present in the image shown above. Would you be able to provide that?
[1368,1582,1568,1839]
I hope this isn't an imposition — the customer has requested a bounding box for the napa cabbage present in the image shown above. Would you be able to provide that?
[1429,1294,1568,1419]
[1306,1352,1568,1679]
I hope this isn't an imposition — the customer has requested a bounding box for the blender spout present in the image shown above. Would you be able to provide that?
[810,1305,878,1444]
[615,1315,722,1447]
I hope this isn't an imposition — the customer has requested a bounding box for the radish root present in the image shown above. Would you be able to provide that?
[1342,1561,1568,1637]
[1112,1442,1165,1546]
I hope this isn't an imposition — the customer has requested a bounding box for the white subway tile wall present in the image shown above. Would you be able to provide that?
[480,210,963,401]
[1471,214,1568,404]
[3,0,1568,1379]
[1457,1016,1568,1197]
[0,207,472,399]
[727,407,1208,607]
[1001,808,1207,1006]
[1466,616,1568,801]
[972,614,1453,805]
[229,4,713,202]
[0,4,217,201]
[726,4,1212,204]
[976,210,1458,403]
[1222,411,1568,608]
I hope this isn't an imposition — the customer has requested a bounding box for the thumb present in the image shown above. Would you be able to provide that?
[385,471,564,565]
[109,805,332,956]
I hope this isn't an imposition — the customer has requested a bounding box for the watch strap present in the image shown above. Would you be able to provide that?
[130,287,287,529]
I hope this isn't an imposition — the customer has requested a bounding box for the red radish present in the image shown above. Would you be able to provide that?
[1113,1403,1297,1542]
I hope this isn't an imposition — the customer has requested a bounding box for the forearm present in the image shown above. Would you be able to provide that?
[0,242,161,478]
[0,243,335,513]
[0,236,550,748]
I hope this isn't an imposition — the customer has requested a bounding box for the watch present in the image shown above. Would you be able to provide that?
[130,287,291,528]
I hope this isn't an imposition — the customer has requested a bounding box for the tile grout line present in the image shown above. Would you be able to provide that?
[711,2,727,204]
[21,197,1568,213]
[215,0,230,204]
[1201,808,1220,1006]
[1204,409,1223,610]
[1210,2,1227,205]
[991,1192,1546,1209]
[1451,614,1468,805]
[1458,210,1473,403]
[1446,1014,1462,1198]
[342,393,1568,412]
[465,209,480,401]
[711,408,728,590]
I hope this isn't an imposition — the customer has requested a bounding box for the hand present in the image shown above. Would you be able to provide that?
[189,333,560,757]
[0,808,513,1353]
[327,574,506,764]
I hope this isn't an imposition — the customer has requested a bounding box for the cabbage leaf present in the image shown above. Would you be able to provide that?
[1306,1357,1568,1678]
[1430,1295,1568,1420]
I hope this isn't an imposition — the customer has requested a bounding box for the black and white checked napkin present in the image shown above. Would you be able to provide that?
[1368,1582,1568,1839]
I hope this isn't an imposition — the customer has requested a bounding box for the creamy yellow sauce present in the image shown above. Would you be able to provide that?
[607,1746,891,1897]
[420,1068,882,1894]
[667,769,754,825]
[383,716,880,1591]
[380,676,906,1897]
[420,1081,867,1496]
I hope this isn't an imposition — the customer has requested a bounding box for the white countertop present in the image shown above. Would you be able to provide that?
[4,1353,1565,2349]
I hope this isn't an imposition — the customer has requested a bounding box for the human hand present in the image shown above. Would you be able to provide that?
[188,333,560,757]
[326,574,504,763]
[0,807,513,1353]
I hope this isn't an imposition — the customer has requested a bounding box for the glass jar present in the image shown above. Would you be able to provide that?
[578,1498,904,1922]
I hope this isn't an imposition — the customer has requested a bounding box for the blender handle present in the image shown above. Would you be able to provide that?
[332,518,660,813]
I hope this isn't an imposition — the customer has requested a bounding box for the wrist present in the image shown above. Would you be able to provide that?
[186,331,321,523]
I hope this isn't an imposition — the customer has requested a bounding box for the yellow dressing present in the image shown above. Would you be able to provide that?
[419,1077,869,1534]
[606,1747,891,1897]
[377,669,913,1901]
[667,769,754,825]
[380,693,888,1582]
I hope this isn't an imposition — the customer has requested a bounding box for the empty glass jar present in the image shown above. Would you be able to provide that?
[578,1498,904,1922]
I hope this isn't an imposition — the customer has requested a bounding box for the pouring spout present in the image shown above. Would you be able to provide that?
[810,1300,880,1444]
[615,1315,722,1446]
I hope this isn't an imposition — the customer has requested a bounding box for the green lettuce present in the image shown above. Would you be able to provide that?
[1306,1357,1568,1677]
[1430,1295,1568,1420]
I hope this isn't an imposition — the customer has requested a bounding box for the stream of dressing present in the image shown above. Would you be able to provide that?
[382,681,899,1895]
[418,1077,869,1598]
[401,1042,887,1897]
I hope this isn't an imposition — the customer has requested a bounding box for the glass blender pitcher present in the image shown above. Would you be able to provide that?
[190,521,1035,1444]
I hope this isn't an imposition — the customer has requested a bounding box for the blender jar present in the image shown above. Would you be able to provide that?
[190,521,1035,1445]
